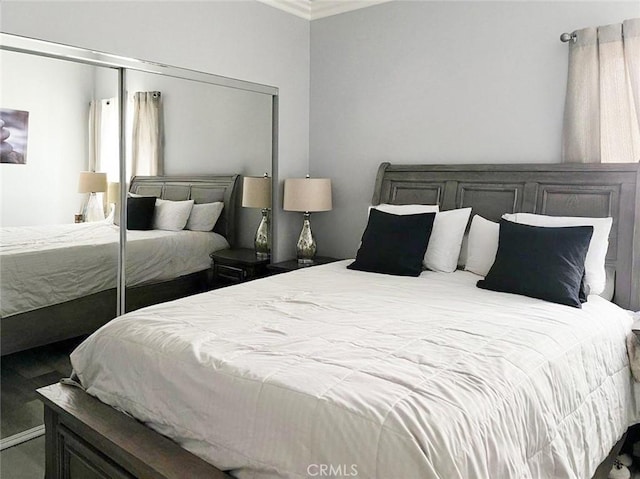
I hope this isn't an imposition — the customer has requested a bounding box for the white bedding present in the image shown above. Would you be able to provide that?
[0,222,228,317]
[71,261,637,479]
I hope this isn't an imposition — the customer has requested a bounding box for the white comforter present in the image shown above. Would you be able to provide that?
[0,222,228,317]
[71,261,636,479]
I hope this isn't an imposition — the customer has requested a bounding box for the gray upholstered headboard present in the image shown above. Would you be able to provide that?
[129,175,240,247]
[372,163,640,311]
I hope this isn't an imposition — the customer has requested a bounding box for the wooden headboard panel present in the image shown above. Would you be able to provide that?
[372,163,640,311]
[129,175,240,247]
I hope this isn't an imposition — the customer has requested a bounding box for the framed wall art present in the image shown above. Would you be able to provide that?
[0,108,29,164]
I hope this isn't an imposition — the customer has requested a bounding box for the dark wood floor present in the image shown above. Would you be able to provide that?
[0,436,45,479]
[1,338,81,439]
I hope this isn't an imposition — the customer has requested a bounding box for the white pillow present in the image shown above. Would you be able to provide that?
[424,208,472,272]
[502,213,612,295]
[153,198,194,231]
[371,203,439,215]
[464,215,499,277]
[185,202,224,232]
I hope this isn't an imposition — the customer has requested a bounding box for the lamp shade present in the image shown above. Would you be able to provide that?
[242,175,272,209]
[283,177,332,212]
[78,171,107,193]
[107,182,120,204]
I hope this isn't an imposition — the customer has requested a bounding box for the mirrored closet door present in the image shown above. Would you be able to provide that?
[122,70,273,306]
[0,32,278,446]
[0,43,121,443]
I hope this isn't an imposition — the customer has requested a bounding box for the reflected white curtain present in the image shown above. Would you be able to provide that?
[88,98,118,179]
[88,98,118,216]
[131,91,163,176]
[562,18,640,163]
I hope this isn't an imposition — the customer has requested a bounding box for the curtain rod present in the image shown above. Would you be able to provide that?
[560,29,626,43]
[560,32,577,43]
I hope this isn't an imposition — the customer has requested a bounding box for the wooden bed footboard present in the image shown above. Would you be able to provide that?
[38,383,623,479]
[37,383,230,479]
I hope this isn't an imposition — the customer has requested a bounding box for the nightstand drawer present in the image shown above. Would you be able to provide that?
[210,248,270,287]
[215,264,247,282]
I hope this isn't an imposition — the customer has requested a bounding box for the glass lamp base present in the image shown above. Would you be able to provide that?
[296,213,317,264]
[84,193,105,222]
[254,209,270,259]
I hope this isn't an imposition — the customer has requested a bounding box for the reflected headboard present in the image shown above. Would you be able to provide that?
[372,163,640,311]
[129,174,240,247]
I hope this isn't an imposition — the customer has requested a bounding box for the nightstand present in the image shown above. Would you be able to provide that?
[210,248,270,286]
[267,256,340,274]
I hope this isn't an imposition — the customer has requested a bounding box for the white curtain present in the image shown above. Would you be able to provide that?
[130,91,163,177]
[88,98,118,179]
[562,18,640,163]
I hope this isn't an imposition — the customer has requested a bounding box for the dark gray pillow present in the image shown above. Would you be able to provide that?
[477,219,593,308]
[348,209,436,277]
[127,196,156,230]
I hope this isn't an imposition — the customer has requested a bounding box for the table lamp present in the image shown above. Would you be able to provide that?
[242,174,272,259]
[283,176,332,264]
[78,171,107,222]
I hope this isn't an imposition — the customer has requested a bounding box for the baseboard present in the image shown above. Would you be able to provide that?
[0,425,45,450]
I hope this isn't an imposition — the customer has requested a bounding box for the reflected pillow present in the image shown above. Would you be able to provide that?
[126,196,156,230]
[186,202,224,232]
[477,219,593,308]
[153,198,194,231]
[348,209,436,277]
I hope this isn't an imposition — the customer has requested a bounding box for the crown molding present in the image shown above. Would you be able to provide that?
[257,0,393,21]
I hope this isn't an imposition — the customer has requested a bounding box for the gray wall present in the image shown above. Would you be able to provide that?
[0,51,103,226]
[125,71,273,249]
[1,0,310,261]
[3,1,638,259]
[309,1,640,259]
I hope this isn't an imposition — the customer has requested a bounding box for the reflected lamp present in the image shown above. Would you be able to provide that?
[78,171,107,222]
[242,174,272,259]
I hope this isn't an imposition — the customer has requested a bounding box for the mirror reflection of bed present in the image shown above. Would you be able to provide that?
[0,35,275,448]
[0,40,272,355]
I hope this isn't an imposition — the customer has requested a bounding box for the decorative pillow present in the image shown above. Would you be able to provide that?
[361,204,439,250]
[477,219,593,308]
[153,198,194,231]
[464,215,500,277]
[502,213,612,295]
[126,196,156,230]
[185,202,224,232]
[348,209,436,276]
[424,208,472,272]
[114,192,155,226]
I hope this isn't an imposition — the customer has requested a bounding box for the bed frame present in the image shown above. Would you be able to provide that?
[2,174,239,356]
[37,163,639,479]
[372,163,640,311]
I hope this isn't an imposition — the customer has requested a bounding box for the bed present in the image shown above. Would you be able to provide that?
[1,174,239,356]
[38,163,639,479]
